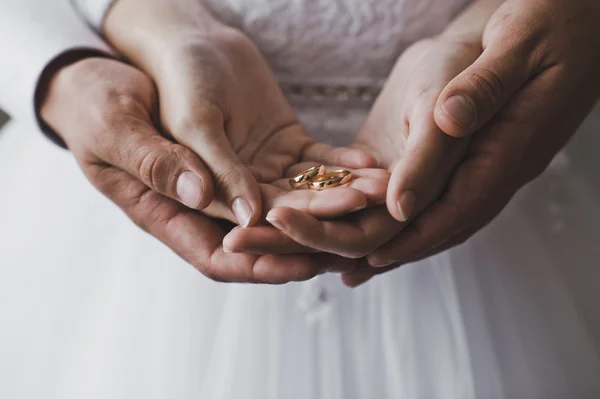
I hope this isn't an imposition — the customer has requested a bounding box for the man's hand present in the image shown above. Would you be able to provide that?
[223,38,478,267]
[104,0,381,228]
[40,58,361,283]
[366,0,600,272]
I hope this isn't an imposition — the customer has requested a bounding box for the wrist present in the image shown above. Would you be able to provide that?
[37,51,116,148]
[104,0,231,67]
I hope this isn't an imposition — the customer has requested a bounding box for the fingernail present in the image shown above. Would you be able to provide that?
[266,214,287,231]
[368,257,394,268]
[367,253,394,267]
[397,191,416,222]
[223,247,242,254]
[232,197,253,228]
[442,95,475,128]
[176,171,203,209]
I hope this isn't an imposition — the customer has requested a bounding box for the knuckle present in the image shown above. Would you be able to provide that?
[485,5,550,43]
[464,68,505,108]
[213,166,244,190]
[171,145,197,167]
[137,147,175,193]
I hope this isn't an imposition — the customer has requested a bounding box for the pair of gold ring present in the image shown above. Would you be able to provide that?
[289,165,353,191]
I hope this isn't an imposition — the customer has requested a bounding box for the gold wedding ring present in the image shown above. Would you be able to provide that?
[308,170,353,191]
[289,165,326,189]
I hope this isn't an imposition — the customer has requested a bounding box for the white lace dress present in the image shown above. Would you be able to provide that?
[1,0,600,398]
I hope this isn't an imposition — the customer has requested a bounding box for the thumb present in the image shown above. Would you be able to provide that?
[168,106,263,228]
[387,98,468,223]
[91,118,215,210]
[435,41,534,138]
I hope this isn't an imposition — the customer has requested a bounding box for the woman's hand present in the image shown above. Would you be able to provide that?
[224,38,480,264]
[40,57,361,284]
[104,0,382,228]
[367,0,600,270]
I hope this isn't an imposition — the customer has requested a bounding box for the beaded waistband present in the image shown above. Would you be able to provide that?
[279,81,383,104]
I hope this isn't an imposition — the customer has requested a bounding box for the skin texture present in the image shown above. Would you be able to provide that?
[42,0,600,287]
[234,0,600,287]
[225,0,502,278]
[226,39,478,262]
[103,0,387,229]
[39,58,379,284]
[352,0,600,284]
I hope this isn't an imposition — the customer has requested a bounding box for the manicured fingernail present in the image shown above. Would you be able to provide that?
[266,214,287,231]
[176,171,203,209]
[232,197,253,228]
[442,95,475,128]
[397,191,416,222]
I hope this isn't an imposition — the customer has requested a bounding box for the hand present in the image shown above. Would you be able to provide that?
[367,0,600,271]
[104,0,383,228]
[40,57,363,283]
[224,38,478,269]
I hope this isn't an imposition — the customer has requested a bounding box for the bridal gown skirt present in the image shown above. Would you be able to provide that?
[1,102,600,399]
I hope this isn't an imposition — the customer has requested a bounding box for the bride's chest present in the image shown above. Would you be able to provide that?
[202,0,471,80]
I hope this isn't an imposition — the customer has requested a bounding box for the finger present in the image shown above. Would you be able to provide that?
[212,251,322,284]
[434,27,537,137]
[262,184,368,219]
[224,227,362,277]
[369,195,466,267]
[341,271,375,288]
[405,227,479,265]
[340,216,482,286]
[368,155,512,268]
[223,226,314,254]
[302,142,379,169]
[252,253,358,281]
[350,228,478,287]
[89,164,329,284]
[266,207,402,259]
[375,62,567,267]
[168,105,262,227]
[340,259,379,287]
[90,117,214,210]
[88,163,223,269]
[387,96,468,222]
[202,171,387,226]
